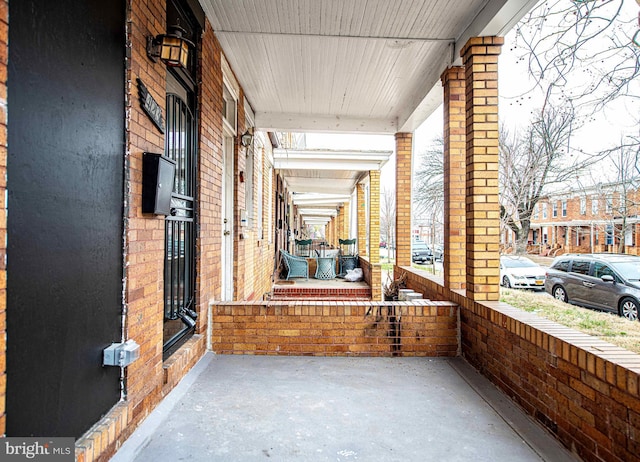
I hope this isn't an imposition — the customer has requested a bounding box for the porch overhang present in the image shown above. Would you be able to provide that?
[200,0,539,134]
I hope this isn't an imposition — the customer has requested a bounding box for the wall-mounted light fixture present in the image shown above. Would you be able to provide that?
[241,128,254,147]
[147,25,194,68]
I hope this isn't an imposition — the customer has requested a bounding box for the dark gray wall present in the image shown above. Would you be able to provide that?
[7,0,125,436]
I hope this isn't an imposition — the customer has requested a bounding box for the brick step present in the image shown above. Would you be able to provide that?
[271,286,371,300]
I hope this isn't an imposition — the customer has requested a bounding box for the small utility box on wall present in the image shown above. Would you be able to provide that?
[142,152,176,215]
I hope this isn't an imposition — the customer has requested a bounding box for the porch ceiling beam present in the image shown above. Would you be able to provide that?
[303,215,333,221]
[398,0,540,133]
[295,203,344,210]
[298,209,338,216]
[275,159,384,171]
[285,180,355,195]
[256,112,397,134]
[293,194,352,203]
[453,0,540,60]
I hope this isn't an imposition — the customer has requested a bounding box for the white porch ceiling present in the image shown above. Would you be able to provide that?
[200,0,538,134]
[276,149,391,226]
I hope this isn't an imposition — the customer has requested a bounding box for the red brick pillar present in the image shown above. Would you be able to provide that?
[441,67,466,291]
[395,133,413,267]
[461,37,503,301]
[357,183,367,256]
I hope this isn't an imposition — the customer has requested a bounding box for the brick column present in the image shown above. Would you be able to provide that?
[357,184,367,256]
[369,170,381,264]
[441,67,466,291]
[395,133,413,267]
[369,171,382,299]
[461,37,503,301]
[331,216,337,247]
[342,202,350,239]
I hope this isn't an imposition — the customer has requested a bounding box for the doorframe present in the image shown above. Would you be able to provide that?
[222,127,235,301]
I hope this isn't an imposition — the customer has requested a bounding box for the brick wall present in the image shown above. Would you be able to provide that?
[122,0,167,427]
[198,22,224,309]
[397,265,640,462]
[210,300,459,357]
[0,0,6,436]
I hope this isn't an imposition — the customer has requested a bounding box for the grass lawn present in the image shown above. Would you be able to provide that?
[501,288,640,355]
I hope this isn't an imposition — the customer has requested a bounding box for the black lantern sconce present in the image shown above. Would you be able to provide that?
[241,128,254,147]
[147,25,194,68]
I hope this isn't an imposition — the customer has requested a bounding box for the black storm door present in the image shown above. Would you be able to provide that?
[163,74,197,357]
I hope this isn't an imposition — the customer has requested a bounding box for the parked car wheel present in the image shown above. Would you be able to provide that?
[552,285,568,303]
[502,275,511,288]
[620,298,639,322]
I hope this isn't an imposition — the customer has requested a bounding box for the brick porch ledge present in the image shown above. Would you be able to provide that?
[209,300,459,357]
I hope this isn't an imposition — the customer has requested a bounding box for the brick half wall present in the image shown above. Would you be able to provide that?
[210,300,459,357]
[396,265,640,462]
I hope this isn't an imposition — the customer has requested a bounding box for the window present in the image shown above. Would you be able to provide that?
[592,196,598,215]
[256,145,263,239]
[244,146,254,227]
[542,203,548,219]
[561,200,567,217]
[552,202,558,218]
[571,260,590,275]
[267,164,273,243]
[593,262,616,280]
[606,194,613,214]
[533,204,539,220]
[580,197,586,215]
[552,259,570,272]
[222,81,237,132]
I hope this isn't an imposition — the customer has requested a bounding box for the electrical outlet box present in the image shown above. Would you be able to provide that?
[103,339,140,367]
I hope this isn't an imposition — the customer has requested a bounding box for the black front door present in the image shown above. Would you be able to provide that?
[7,0,124,436]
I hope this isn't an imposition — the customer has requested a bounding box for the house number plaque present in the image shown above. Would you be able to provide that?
[137,78,165,134]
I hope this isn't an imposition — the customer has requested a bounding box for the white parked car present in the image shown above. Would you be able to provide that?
[500,255,546,290]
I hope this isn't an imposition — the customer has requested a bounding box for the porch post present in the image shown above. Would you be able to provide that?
[357,183,367,256]
[342,201,350,238]
[369,170,381,264]
[395,133,413,267]
[441,67,466,291]
[369,170,382,299]
[461,37,503,301]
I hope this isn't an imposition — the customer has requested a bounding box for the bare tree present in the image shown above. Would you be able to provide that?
[499,104,605,253]
[513,0,640,112]
[380,187,396,260]
[413,139,444,244]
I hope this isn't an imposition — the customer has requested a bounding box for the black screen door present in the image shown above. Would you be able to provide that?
[163,74,197,357]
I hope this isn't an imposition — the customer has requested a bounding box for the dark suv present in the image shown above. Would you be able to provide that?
[545,254,640,321]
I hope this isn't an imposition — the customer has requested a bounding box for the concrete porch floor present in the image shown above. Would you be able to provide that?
[113,353,578,462]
